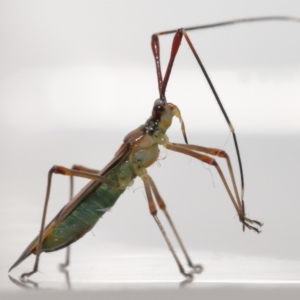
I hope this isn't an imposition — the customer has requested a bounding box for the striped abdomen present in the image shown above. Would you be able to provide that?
[41,171,126,252]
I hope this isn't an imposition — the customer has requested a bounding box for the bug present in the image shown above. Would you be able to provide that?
[9,16,299,280]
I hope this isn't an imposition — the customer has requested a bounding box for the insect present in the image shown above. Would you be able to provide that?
[9,16,299,280]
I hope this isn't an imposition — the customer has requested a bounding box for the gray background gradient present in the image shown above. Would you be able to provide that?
[1,0,300,298]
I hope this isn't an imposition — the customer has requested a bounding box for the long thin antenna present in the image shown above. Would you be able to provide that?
[151,16,299,229]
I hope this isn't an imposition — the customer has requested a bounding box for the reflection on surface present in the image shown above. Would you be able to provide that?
[9,266,72,291]
[8,269,197,291]
[8,275,38,290]
[6,250,300,291]
[8,253,201,290]
[59,264,71,291]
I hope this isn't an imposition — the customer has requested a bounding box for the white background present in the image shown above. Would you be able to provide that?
[1,0,300,298]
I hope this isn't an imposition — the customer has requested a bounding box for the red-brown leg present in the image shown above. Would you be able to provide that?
[147,176,202,274]
[165,142,262,232]
[21,166,119,279]
[141,174,193,279]
[151,16,299,231]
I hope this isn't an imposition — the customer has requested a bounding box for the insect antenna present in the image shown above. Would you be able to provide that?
[151,15,300,230]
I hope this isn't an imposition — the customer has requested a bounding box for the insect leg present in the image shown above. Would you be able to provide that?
[20,165,119,278]
[181,28,245,200]
[174,144,241,212]
[152,27,244,227]
[147,176,202,274]
[59,176,73,269]
[60,165,102,268]
[165,142,262,232]
[141,174,193,279]
[152,16,300,198]
[71,164,101,174]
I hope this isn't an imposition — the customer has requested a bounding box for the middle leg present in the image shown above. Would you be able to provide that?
[141,173,194,279]
[147,176,202,274]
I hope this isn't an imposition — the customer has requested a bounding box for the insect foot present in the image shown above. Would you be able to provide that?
[191,264,203,274]
[240,216,263,233]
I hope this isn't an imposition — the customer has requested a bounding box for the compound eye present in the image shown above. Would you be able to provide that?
[152,100,165,117]
[153,104,165,115]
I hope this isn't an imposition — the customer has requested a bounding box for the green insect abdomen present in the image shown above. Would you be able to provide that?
[41,172,126,252]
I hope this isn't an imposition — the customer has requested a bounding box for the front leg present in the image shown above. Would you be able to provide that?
[165,142,262,233]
